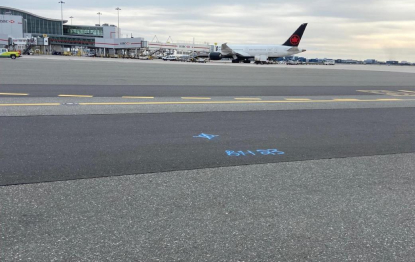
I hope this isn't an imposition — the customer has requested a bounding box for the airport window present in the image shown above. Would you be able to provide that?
[0,8,64,35]
[63,26,103,37]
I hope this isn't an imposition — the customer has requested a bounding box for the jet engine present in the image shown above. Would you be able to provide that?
[209,52,222,60]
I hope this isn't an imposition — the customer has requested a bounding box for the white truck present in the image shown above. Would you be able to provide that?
[324,59,335,65]
[254,55,268,64]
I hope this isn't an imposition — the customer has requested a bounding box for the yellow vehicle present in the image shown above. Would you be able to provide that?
[0,48,21,59]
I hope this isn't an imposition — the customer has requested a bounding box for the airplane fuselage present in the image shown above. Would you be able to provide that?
[209,23,308,62]
[219,44,306,59]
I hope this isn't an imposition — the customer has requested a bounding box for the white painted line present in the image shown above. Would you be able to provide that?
[0,93,28,96]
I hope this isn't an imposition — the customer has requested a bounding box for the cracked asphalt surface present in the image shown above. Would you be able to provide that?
[1,154,415,261]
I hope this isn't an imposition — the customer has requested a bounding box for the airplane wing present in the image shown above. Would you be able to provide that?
[221,43,251,59]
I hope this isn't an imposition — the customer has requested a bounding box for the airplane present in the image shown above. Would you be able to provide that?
[209,23,308,64]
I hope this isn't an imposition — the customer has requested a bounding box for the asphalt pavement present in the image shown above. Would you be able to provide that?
[1,154,414,261]
[1,84,415,97]
[1,108,414,186]
[2,56,415,86]
[1,56,415,261]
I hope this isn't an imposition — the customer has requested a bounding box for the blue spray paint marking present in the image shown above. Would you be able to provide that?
[226,150,257,156]
[194,133,219,140]
[226,149,285,156]
[256,149,285,155]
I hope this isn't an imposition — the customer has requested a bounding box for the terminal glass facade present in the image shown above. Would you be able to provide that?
[63,25,103,37]
[45,35,95,47]
[0,7,63,35]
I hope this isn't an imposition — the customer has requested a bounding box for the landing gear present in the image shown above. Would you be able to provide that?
[232,59,240,63]
[243,59,251,64]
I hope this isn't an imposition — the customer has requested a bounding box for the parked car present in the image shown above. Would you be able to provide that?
[287,60,299,65]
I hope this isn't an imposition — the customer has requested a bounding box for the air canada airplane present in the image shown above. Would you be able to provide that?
[209,23,308,63]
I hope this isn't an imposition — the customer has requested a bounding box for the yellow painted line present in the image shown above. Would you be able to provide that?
[0,92,29,96]
[0,103,61,107]
[122,96,155,99]
[78,99,414,106]
[375,99,403,101]
[58,94,93,98]
[285,98,311,101]
[234,98,262,100]
[333,99,361,101]
[181,97,212,100]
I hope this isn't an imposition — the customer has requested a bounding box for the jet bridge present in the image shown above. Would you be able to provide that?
[148,42,211,57]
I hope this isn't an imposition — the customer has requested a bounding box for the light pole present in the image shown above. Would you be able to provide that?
[58,1,65,34]
[69,16,74,25]
[97,12,102,25]
[115,7,121,38]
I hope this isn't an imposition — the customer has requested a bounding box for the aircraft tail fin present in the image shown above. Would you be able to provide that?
[221,43,234,55]
[282,23,308,47]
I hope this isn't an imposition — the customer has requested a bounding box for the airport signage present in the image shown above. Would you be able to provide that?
[0,20,16,23]
[0,15,23,38]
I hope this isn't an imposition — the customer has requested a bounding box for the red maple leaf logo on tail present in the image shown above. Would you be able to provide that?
[290,35,300,45]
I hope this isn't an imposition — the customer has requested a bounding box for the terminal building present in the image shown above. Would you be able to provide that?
[0,6,211,57]
[0,6,146,55]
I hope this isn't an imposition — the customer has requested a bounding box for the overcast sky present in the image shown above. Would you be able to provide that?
[3,0,415,61]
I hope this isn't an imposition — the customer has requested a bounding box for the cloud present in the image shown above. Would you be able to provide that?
[2,0,415,61]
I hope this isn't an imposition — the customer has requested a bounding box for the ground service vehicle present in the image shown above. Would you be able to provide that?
[287,60,299,65]
[163,55,177,61]
[324,59,335,65]
[0,48,21,59]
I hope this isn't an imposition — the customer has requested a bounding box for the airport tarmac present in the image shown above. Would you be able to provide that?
[1,55,415,86]
[14,55,415,74]
[1,56,415,261]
